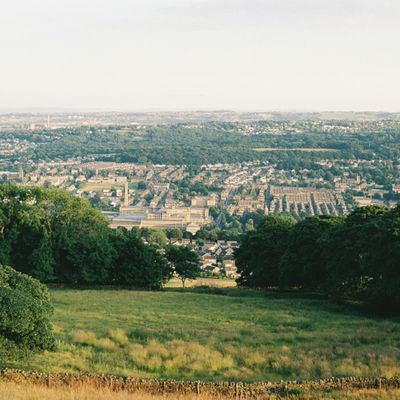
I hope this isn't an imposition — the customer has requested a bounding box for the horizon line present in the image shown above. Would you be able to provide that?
[1,109,400,115]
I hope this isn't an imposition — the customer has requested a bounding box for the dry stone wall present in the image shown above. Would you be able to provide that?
[1,368,399,398]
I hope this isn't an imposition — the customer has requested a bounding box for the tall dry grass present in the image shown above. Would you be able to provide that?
[5,288,400,382]
[1,381,400,400]
[0,381,225,400]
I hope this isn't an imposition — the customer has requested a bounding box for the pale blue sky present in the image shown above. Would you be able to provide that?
[1,0,399,111]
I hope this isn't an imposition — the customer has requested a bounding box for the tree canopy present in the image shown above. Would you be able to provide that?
[235,215,296,288]
[0,265,55,357]
[165,245,201,287]
[110,228,172,289]
[0,185,172,289]
[235,206,400,313]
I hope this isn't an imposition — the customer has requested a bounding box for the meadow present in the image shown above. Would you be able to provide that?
[3,287,400,382]
[164,277,237,288]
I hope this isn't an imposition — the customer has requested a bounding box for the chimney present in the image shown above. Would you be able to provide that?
[124,181,129,207]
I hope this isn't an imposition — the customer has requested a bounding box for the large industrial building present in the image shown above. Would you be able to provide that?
[108,183,211,234]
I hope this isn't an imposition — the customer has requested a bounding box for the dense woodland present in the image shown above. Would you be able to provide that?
[7,122,400,170]
[235,207,400,312]
[0,185,199,288]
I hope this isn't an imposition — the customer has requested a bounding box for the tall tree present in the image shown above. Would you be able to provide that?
[235,215,296,288]
[110,228,172,289]
[279,216,343,289]
[165,245,200,287]
[359,206,400,311]
[321,206,389,292]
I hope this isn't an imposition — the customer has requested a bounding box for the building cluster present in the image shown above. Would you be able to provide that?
[230,119,400,136]
[4,157,400,225]
[2,112,399,132]
[2,118,400,280]
[170,238,239,278]
[111,186,212,235]
[0,138,35,155]
[268,186,347,216]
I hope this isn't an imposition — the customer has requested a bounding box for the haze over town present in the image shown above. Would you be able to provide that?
[1,0,400,112]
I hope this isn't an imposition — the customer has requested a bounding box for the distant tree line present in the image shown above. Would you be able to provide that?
[235,206,400,313]
[10,123,400,167]
[0,185,199,288]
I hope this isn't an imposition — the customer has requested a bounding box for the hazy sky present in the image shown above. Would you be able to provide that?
[1,0,399,112]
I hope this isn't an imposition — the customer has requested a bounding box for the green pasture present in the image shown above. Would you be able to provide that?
[4,288,400,382]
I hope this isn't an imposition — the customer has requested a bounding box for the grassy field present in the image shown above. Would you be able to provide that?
[164,277,237,288]
[3,288,400,382]
[1,381,400,400]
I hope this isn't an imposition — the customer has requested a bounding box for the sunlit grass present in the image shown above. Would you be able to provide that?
[164,277,237,288]
[3,287,400,382]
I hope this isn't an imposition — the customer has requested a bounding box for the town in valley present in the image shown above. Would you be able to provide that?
[2,112,400,279]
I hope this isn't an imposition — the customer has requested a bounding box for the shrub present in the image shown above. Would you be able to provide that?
[0,265,55,354]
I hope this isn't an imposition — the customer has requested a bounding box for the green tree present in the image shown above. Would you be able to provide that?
[235,215,296,288]
[0,184,114,284]
[321,206,389,292]
[279,216,343,289]
[167,228,183,240]
[165,245,201,287]
[110,228,172,289]
[359,206,400,311]
[0,265,55,356]
[146,229,168,248]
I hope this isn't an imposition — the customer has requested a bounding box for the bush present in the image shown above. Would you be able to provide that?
[0,265,55,354]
